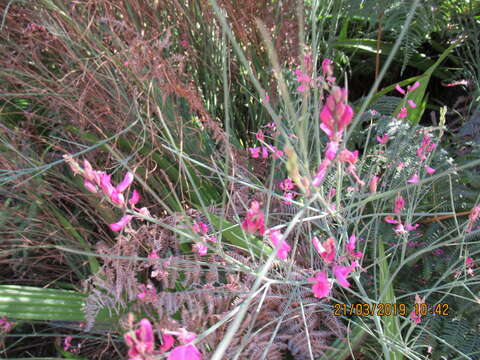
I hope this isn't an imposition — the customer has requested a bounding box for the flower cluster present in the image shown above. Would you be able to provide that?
[249,124,283,159]
[279,177,297,204]
[385,194,419,236]
[63,155,150,232]
[191,221,217,255]
[124,318,201,360]
[309,234,363,298]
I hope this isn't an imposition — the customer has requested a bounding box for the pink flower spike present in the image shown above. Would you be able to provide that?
[249,147,260,158]
[425,165,436,174]
[398,107,408,119]
[192,242,208,255]
[84,180,97,193]
[407,99,417,108]
[109,215,133,232]
[376,134,389,145]
[168,344,202,360]
[394,195,405,213]
[160,334,175,352]
[308,272,331,299]
[129,189,141,205]
[407,174,420,183]
[333,264,354,288]
[395,84,406,95]
[409,81,421,92]
[116,172,134,193]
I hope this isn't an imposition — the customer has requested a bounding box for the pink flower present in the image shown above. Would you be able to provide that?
[193,221,208,234]
[322,59,333,77]
[129,189,141,205]
[0,317,13,333]
[370,175,379,193]
[405,223,419,231]
[376,134,389,145]
[308,272,331,299]
[409,310,421,324]
[261,146,269,159]
[138,207,151,217]
[137,284,158,302]
[466,257,474,266]
[100,173,115,197]
[124,318,155,359]
[407,174,420,184]
[168,344,202,360]
[279,178,295,191]
[241,201,265,235]
[313,237,336,263]
[297,84,306,93]
[320,87,353,140]
[407,99,417,108]
[398,107,408,118]
[256,130,265,141]
[384,216,399,224]
[394,223,407,235]
[116,172,134,193]
[394,195,405,213]
[180,39,189,48]
[312,158,331,187]
[192,242,208,255]
[327,188,337,199]
[338,149,358,165]
[177,328,197,344]
[249,147,260,158]
[148,250,159,259]
[261,94,270,104]
[417,134,435,161]
[109,215,133,232]
[267,229,291,259]
[160,334,175,352]
[395,84,406,95]
[110,191,125,206]
[83,160,94,181]
[270,146,284,159]
[432,249,444,256]
[283,192,294,204]
[346,234,363,258]
[333,262,356,288]
[84,180,98,193]
[466,206,480,232]
[325,141,339,160]
[63,336,73,351]
[425,165,436,174]
[408,81,420,92]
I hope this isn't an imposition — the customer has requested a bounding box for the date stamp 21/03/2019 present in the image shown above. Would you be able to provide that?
[333,303,449,317]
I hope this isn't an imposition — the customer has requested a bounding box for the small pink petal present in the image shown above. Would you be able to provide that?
[109,215,133,232]
[256,130,265,141]
[333,264,354,288]
[425,166,436,174]
[192,242,208,255]
[409,81,420,92]
[405,223,419,231]
[160,334,175,352]
[116,172,134,193]
[370,175,379,193]
[384,216,399,224]
[398,107,408,118]
[395,84,406,95]
[168,344,202,360]
[407,174,420,183]
[110,191,125,206]
[261,146,269,159]
[128,189,141,205]
[322,59,333,76]
[84,180,98,193]
[407,99,417,108]
[376,134,389,145]
[325,141,338,160]
[312,158,331,187]
[249,147,260,158]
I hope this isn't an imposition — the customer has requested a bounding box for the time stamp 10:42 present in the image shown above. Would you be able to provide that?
[333,303,449,317]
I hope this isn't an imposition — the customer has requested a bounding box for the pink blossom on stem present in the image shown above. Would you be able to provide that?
[261,94,270,104]
[110,215,133,232]
[384,216,399,224]
[137,284,158,302]
[192,242,208,255]
[83,160,94,181]
[256,130,265,141]
[407,174,420,184]
[267,229,291,259]
[425,165,436,175]
[327,188,337,199]
[193,221,208,234]
[283,192,294,204]
[124,318,155,359]
[466,206,480,232]
[116,172,134,193]
[279,178,295,191]
[138,207,151,217]
[409,310,421,324]
[338,149,358,165]
[100,173,115,197]
[325,141,339,160]
[312,158,331,187]
[395,84,406,95]
[110,191,125,206]
[313,237,336,263]
[160,334,175,352]
[376,134,389,145]
[249,147,260,158]
[346,234,363,258]
[466,257,474,266]
[322,59,333,76]
[63,336,73,351]
[242,201,265,235]
[308,272,331,299]
[398,107,408,119]
[405,223,419,231]
[180,39,189,48]
[320,87,353,140]
[261,146,269,159]
[408,81,420,92]
[333,262,356,288]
